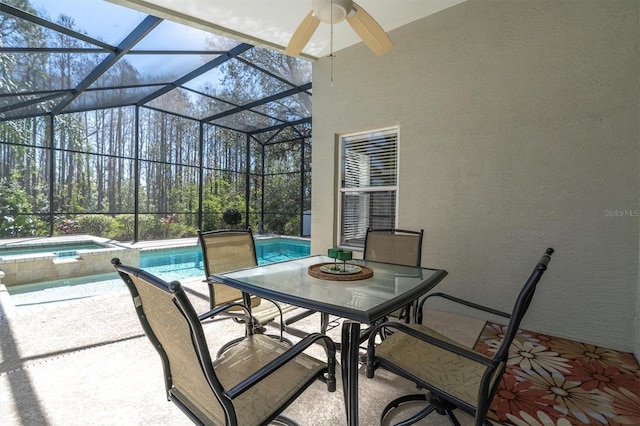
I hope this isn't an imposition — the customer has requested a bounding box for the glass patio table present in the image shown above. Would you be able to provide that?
[211,254,448,425]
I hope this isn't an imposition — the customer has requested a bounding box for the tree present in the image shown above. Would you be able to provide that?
[0,8,311,239]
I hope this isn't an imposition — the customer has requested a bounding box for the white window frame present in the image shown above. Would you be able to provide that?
[337,126,399,250]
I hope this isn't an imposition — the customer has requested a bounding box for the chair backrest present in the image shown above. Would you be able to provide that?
[199,228,258,276]
[492,247,554,364]
[111,258,233,424]
[199,228,261,308]
[470,248,554,421]
[363,228,424,267]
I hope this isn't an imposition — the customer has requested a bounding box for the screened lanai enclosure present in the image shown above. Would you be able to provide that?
[0,0,312,241]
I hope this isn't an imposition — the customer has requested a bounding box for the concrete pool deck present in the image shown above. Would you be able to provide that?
[5,276,638,425]
[0,274,482,426]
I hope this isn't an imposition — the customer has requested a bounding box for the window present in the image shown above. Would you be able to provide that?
[338,127,398,248]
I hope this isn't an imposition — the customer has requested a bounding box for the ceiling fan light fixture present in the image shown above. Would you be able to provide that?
[312,0,353,24]
[286,0,392,57]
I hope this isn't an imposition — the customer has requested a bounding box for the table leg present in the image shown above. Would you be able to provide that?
[341,320,361,425]
[241,292,253,336]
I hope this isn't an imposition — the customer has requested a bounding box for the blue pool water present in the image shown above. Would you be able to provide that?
[7,238,310,307]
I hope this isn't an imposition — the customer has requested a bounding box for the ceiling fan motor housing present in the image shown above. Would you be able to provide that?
[312,0,353,24]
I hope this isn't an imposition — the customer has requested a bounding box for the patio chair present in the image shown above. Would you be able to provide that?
[363,228,424,323]
[199,228,296,350]
[365,247,554,426]
[112,258,337,426]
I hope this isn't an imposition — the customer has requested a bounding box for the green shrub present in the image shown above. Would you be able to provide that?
[284,216,301,236]
[77,215,115,238]
[137,214,197,240]
[222,208,242,226]
[138,214,163,240]
[112,215,135,241]
[0,178,47,237]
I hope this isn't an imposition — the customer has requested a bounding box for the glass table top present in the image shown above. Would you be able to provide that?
[213,255,448,323]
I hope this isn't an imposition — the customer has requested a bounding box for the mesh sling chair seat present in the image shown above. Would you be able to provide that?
[364,248,554,426]
[112,258,337,426]
[363,228,424,323]
[199,229,299,351]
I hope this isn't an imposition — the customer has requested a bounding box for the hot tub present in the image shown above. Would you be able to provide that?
[0,236,137,286]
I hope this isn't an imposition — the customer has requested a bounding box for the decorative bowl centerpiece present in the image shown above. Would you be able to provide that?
[308,248,373,281]
[321,248,361,274]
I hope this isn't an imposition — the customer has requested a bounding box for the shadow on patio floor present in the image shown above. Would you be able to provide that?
[1,278,637,425]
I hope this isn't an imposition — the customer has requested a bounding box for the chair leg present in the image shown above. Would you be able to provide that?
[380,394,434,426]
[402,303,411,323]
[380,393,462,426]
[320,312,330,334]
[443,409,462,426]
[272,415,299,425]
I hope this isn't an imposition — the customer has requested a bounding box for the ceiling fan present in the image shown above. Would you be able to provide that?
[285,0,393,57]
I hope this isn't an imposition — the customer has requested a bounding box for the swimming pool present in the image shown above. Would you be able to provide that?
[6,238,310,307]
[140,238,311,279]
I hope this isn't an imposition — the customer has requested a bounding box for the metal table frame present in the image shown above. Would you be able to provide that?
[212,255,448,425]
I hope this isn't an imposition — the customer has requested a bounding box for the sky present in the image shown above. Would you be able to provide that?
[29,0,221,50]
[26,0,231,78]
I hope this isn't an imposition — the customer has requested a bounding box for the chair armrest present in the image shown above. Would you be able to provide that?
[417,292,510,324]
[225,333,337,399]
[365,321,496,378]
[200,294,288,340]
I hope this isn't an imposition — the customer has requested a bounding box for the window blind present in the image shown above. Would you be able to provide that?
[339,128,398,248]
[342,130,397,188]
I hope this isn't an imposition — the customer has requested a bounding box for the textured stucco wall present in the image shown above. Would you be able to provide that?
[311,0,639,353]
[637,10,640,357]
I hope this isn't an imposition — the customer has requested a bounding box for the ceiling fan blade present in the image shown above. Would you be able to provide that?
[285,11,321,56]
[346,2,393,55]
